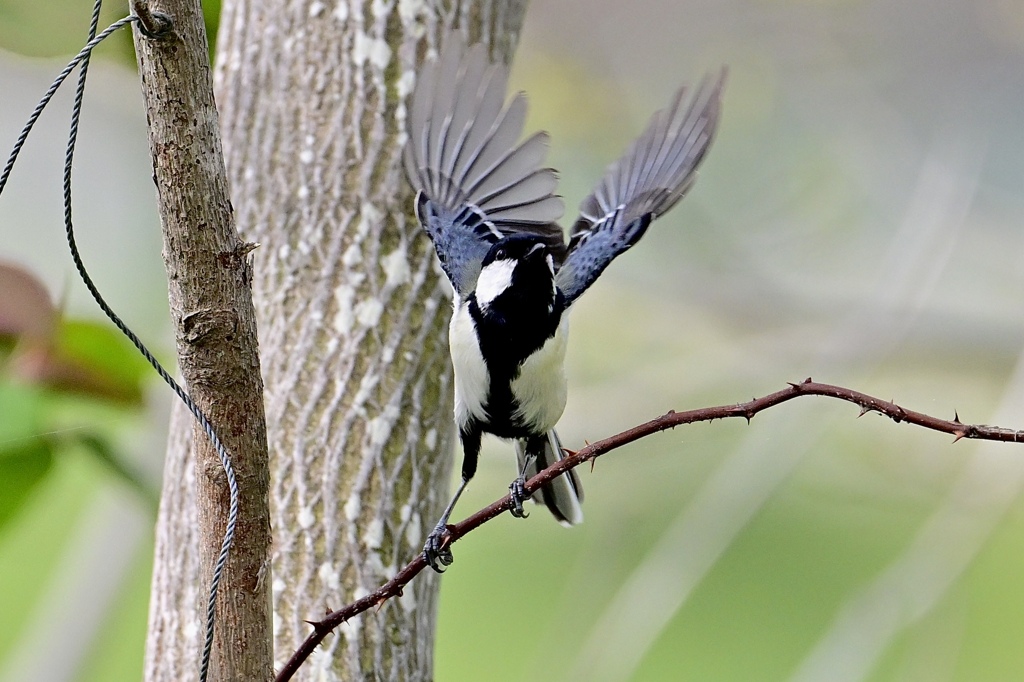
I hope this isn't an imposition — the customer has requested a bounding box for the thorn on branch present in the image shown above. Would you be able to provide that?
[954,410,961,424]
[305,619,333,636]
[857,405,871,418]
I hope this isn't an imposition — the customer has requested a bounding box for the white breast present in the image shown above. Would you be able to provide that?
[511,316,569,433]
[449,298,490,428]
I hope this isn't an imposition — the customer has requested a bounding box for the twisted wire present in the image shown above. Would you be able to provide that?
[2,8,239,682]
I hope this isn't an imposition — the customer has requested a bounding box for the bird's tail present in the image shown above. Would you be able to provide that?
[516,430,584,526]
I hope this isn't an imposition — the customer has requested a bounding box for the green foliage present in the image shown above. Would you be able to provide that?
[0,261,156,526]
[0,384,54,530]
[0,0,221,64]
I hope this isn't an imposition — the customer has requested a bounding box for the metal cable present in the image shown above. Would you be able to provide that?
[2,8,239,682]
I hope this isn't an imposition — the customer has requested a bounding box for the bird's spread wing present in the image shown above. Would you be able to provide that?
[404,36,566,296]
[555,69,726,306]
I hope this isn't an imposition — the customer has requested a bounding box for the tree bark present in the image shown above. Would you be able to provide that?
[141,1,529,680]
[212,1,526,680]
[134,1,272,681]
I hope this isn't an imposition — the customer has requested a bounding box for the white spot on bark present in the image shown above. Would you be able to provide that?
[309,648,341,682]
[399,503,412,522]
[398,585,417,612]
[396,70,416,98]
[299,148,315,164]
[309,1,325,17]
[383,247,410,288]
[184,621,199,641]
[355,299,383,327]
[342,243,361,267]
[424,428,437,450]
[277,244,290,260]
[344,494,360,521]
[367,405,400,446]
[332,0,348,21]
[398,0,426,23]
[405,514,422,547]
[272,578,286,595]
[333,284,355,334]
[352,32,389,69]
[298,506,315,529]
[366,551,385,578]
[318,561,341,589]
[371,0,388,20]
[357,203,380,236]
[363,518,384,548]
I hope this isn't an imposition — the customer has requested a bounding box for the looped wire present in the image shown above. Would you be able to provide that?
[0,5,237,682]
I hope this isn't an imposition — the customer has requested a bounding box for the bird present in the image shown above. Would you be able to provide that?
[403,35,725,572]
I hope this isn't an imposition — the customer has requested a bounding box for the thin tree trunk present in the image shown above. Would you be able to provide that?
[214,1,527,680]
[143,1,528,681]
[135,1,272,681]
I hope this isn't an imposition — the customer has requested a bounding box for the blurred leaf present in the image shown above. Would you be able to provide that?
[0,261,56,342]
[77,432,159,510]
[38,319,152,406]
[0,383,54,530]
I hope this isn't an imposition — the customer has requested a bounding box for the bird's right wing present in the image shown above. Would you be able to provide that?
[403,36,566,297]
[555,69,726,306]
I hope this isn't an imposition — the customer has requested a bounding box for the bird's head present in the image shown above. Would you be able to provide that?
[474,235,556,315]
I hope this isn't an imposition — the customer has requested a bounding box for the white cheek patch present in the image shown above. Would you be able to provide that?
[475,259,516,308]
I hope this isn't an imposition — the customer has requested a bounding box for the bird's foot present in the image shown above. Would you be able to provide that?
[509,476,531,518]
[423,523,454,573]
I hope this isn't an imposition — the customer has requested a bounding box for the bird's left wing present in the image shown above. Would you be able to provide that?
[404,36,566,297]
[555,69,726,306]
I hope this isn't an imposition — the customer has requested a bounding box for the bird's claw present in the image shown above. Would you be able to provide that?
[423,524,454,573]
[509,476,531,518]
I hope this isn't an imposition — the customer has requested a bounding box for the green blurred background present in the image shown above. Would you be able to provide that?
[3,0,1024,680]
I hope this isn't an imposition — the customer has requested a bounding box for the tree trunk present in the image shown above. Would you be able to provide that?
[143,1,528,681]
[135,1,272,681]
[215,3,528,677]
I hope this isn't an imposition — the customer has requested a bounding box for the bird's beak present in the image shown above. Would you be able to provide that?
[527,242,546,260]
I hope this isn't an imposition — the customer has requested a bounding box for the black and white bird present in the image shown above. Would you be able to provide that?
[404,36,725,572]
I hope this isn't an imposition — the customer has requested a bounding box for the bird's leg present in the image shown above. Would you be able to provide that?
[423,426,480,573]
[509,448,536,519]
[422,477,469,572]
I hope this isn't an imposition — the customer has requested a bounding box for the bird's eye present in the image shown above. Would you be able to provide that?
[495,249,505,259]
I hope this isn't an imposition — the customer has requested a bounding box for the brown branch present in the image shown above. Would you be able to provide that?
[274,377,1024,681]
[131,1,271,680]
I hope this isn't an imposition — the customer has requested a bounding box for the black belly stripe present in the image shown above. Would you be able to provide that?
[468,293,563,439]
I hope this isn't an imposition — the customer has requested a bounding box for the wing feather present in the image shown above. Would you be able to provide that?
[556,69,726,306]
[403,34,566,296]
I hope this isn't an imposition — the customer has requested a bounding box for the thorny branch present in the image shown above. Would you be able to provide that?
[274,377,1024,681]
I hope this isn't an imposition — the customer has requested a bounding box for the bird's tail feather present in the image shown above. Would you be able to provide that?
[516,430,584,526]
